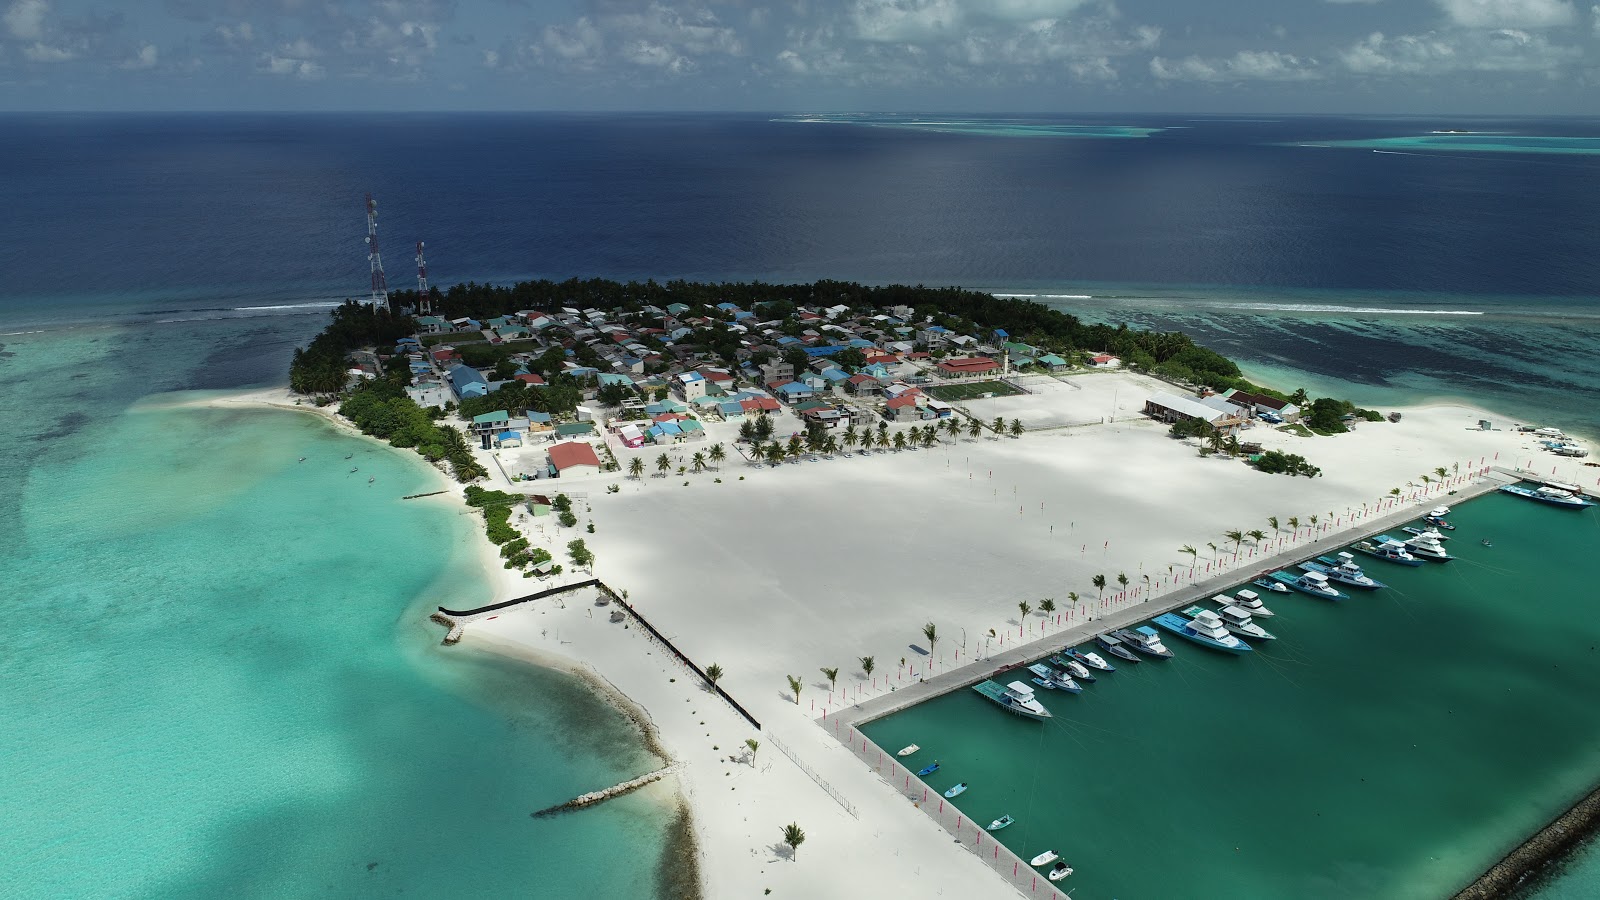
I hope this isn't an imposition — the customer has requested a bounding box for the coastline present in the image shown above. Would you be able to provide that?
[1455,781,1600,900]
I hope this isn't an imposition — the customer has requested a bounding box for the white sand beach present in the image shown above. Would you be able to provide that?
[449,370,1598,898]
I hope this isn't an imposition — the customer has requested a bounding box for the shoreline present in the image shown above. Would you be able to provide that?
[1456,780,1600,900]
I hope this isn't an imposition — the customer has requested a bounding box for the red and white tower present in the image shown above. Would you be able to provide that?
[364,194,389,310]
[415,241,431,316]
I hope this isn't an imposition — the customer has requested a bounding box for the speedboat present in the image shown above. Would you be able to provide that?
[944,783,968,798]
[988,815,1014,831]
[1031,850,1059,867]
[1230,589,1275,618]
[1269,570,1348,600]
[1066,648,1116,672]
[1152,611,1253,654]
[1111,626,1175,659]
[1096,633,1142,663]
[972,680,1053,720]
[1378,532,1453,562]
[896,744,920,757]
[1026,664,1059,690]
[1048,861,1074,882]
[1500,483,1597,509]
[1186,604,1275,641]
[1403,525,1451,542]
[1423,513,1456,530]
[1251,577,1292,595]
[1049,656,1097,683]
[1351,538,1424,566]
[1301,552,1387,589]
[917,761,940,776]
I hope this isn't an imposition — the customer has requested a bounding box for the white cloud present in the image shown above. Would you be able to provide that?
[481,48,498,67]
[4,0,46,40]
[1341,27,1580,73]
[850,0,961,43]
[1593,3,1600,33]
[22,40,72,61]
[121,43,157,69]
[1325,0,1385,4]
[524,3,742,75]
[1433,0,1578,28]
[1151,49,1321,82]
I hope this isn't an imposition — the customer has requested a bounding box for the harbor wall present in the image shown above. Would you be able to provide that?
[1452,782,1600,900]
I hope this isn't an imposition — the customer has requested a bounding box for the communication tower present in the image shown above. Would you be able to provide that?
[415,241,431,316]
[365,194,389,310]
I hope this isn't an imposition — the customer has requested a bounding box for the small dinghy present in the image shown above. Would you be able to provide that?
[1049,862,1074,882]
[896,744,920,757]
[298,456,307,462]
[917,761,940,776]
[943,783,968,798]
[1030,850,1059,867]
[987,815,1014,831]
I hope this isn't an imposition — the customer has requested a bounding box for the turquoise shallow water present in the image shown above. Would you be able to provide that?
[0,323,679,897]
[863,493,1600,900]
[1299,135,1600,156]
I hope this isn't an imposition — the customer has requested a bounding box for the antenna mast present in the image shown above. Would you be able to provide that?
[415,241,431,316]
[365,194,389,310]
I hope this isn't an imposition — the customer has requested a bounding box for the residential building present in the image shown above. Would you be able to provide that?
[548,441,602,478]
[936,356,1001,379]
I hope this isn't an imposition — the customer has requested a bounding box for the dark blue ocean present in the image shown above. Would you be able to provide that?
[2,113,1599,898]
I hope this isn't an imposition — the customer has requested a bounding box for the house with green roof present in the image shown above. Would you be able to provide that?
[554,422,596,439]
[470,410,510,434]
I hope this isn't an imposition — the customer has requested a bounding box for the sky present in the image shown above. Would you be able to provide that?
[2,0,1599,112]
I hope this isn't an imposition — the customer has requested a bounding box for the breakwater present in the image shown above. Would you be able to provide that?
[532,765,678,818]
[1452,785,1600,900]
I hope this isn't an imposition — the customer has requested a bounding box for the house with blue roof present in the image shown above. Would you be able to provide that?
[775,335,802,347]
[666,303,690,316]
[802,344,844,357]
[1038,353,1070,373]
[448,364,489,400]
[645,399,689,416]
[993,328,1009,341]
[596,373,633,388]
[494,431,523,448]
[716,302,740,312]
[820,368,850,384]
[732,310,755,321]
[777,382,815,403]
[648,420,683,442]
[717,399,745,418]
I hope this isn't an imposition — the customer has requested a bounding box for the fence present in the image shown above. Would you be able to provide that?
[767,732,857,819]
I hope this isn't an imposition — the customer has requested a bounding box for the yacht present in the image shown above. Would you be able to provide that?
[1380,532,1453,562]
[1300,552,1387,589]
[1402,525,1451,542]
[1153,611,1253,654]
[1049,655,1097,683]
[1205,604,1275,640]
[1269,570,1348,599]
[1095,633,1142,663]
[1500,483,1597,510]
[1351,538,1424,566]
[1230,589,1275,618]
[972,680,1053,720]
[1065,648,1116,672]
[1111,625,1175,659]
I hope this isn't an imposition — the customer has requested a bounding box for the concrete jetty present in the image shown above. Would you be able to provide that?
[532,765,677,818]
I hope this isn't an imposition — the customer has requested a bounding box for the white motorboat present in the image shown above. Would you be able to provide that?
[1399,532,1454,562]
[1214,605,1276,641]
[896,744,920,757]
[1048,861,1074,881]
[1031,850,1059,867]
[1230,589,1275,618]
[972,680,1053,720]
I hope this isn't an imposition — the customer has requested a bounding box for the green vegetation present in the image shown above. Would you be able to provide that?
[340,379,486,481]
[925,380,1024,402]
[1252,450,1323,477]
[288,301,414,395]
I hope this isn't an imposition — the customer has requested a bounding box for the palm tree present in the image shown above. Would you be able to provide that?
[968,417,982,439]
[786,435,803,460]
[1067,591,1080,607]
[766,444,786,466]
[945,418,961,440]
[738,419,756,443]
[1434,466,1449,480]
[920,428,938,449]
[1419,474,1432,487]
[1206,541,1218,559]
[1247,529,1267,546]
[1225,434,1241,457]
[843,429,858,451]
[823,436,839,455]
[992,416,1005,434]
[786,674,802,704]
[1389,487,1401,497]
[781,822,805,861]
[708,443,726,466]
[1267,515,1280,533]
[1039,597,1056,617]
[655,453,671,476]
[744,738,759,766]
[1091,574,1106,599]
[859,656,875,680]
[1116,572,1129,593]
[1287,516,1300,531]
[820,667,839,691]
[892,431,907,451]
[1010,419,1024,438]
[921,622,938,656]
[1181,545,1198,566]
[1224,529,1244,554]
[628,457,645,479]
[1309,514,1320,527]
[1018,600,1032,620]
[705,663,724,689]
[691,451,707,473]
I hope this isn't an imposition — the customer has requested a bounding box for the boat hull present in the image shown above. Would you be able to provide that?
[971,681,1052,720]
[1110,629,1174,659]
[1152,614,1253,655]
[1268,571,1348,600]
[1350,542,1425,567]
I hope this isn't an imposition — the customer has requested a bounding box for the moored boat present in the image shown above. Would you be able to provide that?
[1049,655,1097,683]
[1351,538,1424,566]
[1048,861,1074,882]
[988,815,1014,831]
[1230,589,1275,618]
[896,744,920,757]
[944,783,967,798]
[1379,532,1453,562]
[1026,663,1060,690]
[1302,552,1387,589]
[1250,577,1292,594]
[1403,525,1451,542]
[1269,569,1348,599]
[1111,625,1175,659]
[1500,483,1597,509]
[972,680,1053,720]
[1185,604,1275,641]
[1031,850,1059,867]
[1153,611,1253,654]
[1096,632,1142,663]
[917,761,940,776]
[1066,647,1116,672]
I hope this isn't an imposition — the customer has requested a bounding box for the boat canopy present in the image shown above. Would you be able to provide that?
[1210,594,1233,605]
[1429,506,1451,517]
[1336,551,1356,562]
[1191,610,1224,626]
[1235,589,1259,601]
[1005,681,1036,697]
[1302,571,1329,583]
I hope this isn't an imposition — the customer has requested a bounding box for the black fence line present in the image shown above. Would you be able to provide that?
[436,579,762,731]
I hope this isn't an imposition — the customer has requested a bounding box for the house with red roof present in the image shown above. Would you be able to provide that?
[936,356,1000,379]
[548,441,602,478]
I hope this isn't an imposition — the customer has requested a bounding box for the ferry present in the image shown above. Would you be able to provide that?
[1096,633,1142,663]
[1111,625,1175,659]
[972,680,1053,720]
[1269,570,1348,600]
[1230,589,1275,618]
[1500,483,1597,509]
[1301,552,1387,589]
[1378,532,1453,562]
[1185,604,1275,641]
[1049,655,1097,683]
[1065,647,1116,672]
[1351,538,1424,566]
[1153,611,1253,654]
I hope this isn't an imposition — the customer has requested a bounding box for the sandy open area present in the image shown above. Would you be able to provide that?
[455,370,1598,898]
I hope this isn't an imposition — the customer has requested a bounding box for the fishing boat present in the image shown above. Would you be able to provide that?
[1066,648,1116,672]
[1185,605,1275,641]
[1403,525,1451,542]
[944,783,968,798]
[896,744,920,757]
[1269,570,1348,600]
[1031,850,1059,867]
[1423,509,1456,530]
[1026,664,1059,690]
[1378,532,1453,562]
[1500,483,1597,509]
[1153,611,1253,654]
[1111,625,1175,659]
[987,815,1014,831]
[1096,633,1142,663]
[917,761,941,776]
[1230,589,1275,618]
[1049,656,1097,683]
[1301,552,1387,589]
[1048,861,1074,882]
[1351,538,1424,566]
[972,680,1053,720]
[1250,577,1292,594]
